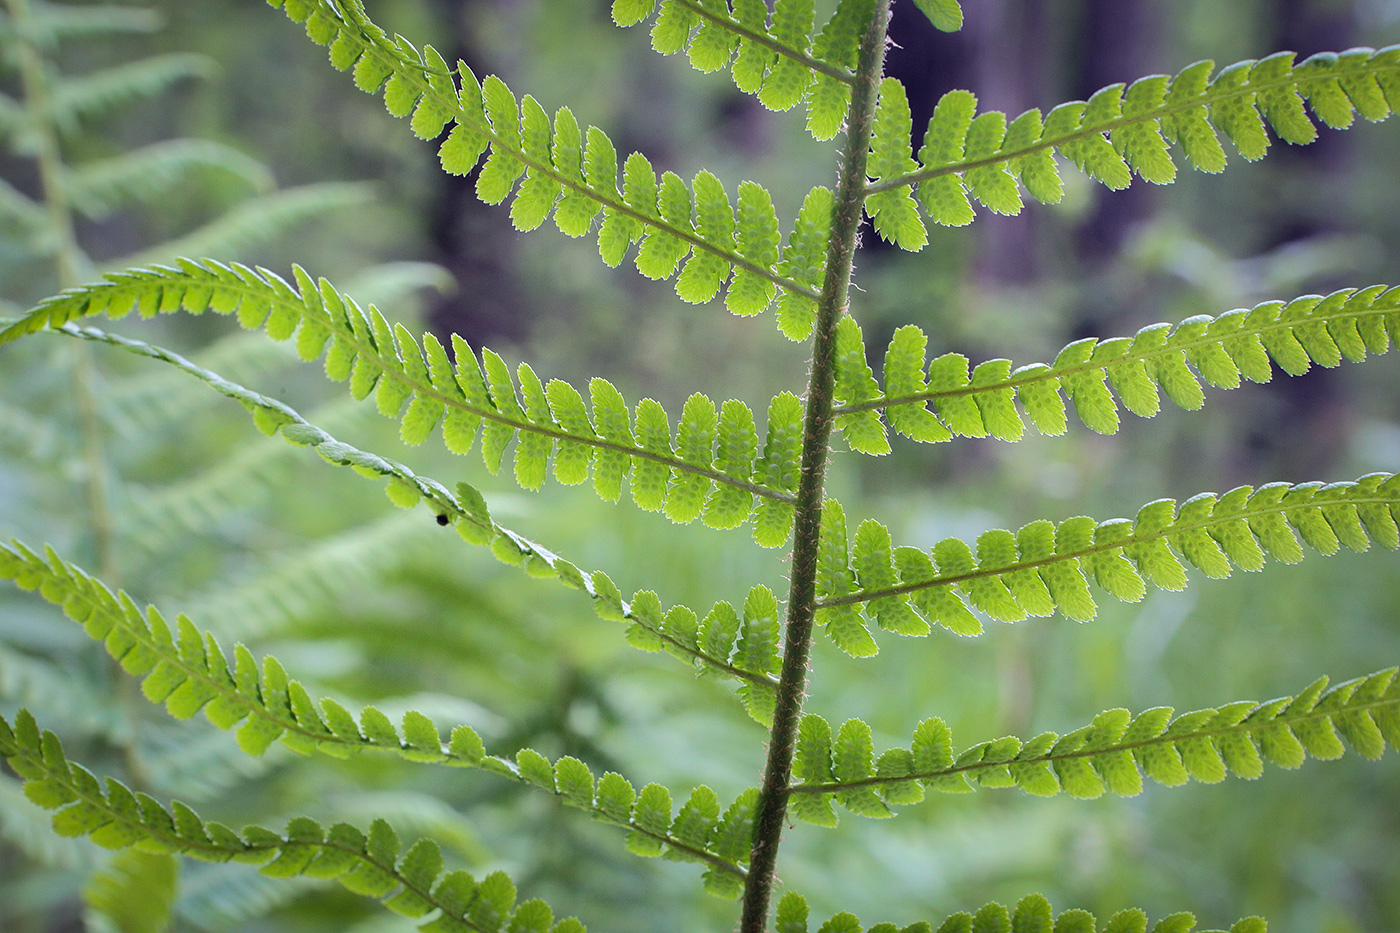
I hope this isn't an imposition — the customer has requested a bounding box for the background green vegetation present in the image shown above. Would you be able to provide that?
[1,1,1398,931]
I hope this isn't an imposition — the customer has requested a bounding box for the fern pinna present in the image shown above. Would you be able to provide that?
[2,0,1400,930]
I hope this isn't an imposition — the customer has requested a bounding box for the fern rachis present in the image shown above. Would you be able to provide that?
[2,0,1400,930]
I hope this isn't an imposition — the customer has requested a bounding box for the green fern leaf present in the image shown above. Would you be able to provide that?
[814,473,1400,648]
[835,287,1400,448]
[911,0,962,31]
[285,5,821,321]
[869,48,1400,230]
[785,668,1400,809]
[0,709,604,929]
[4,265,802,538]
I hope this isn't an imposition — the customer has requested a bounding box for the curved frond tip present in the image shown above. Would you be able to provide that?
[3,261,804,545]
[789,666,1399,822]
[831,288,1399,454]
[0,709,592,930]
[865,47,1400,246]
[815,473,1399,655]
[773,890,1265,933]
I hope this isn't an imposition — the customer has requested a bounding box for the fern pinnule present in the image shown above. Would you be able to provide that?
[773,890,1265,933]
[788,666,1400,820]
[865,46,1400,246]
[813,473,1400,656]
[830,287,1400,454]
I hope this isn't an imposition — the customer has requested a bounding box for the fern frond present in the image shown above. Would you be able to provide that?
[0,395,67,461]
[0,772,102,870]
[833,288,1400,451]
[118,399,373,557]
[176,511,433,640]
[3,263,802,545]
[790,667,1400,818]
[83,850,180,933]
[814,473,1399,655]
[0,176,48,239]
[140,726,279,802]
[0,551,753,884]
[337,260,456,308]
[14,3,162,44]
[0,641,118,737]
[0,710,596,930]
[113,182,374,268]
[10,321,784,696]
[66,139,274,221]
[264,0,821,319]
[866,47,1400,242]
[772,891,1264,933]
[49,53,213,131]
[174,863,317,933]
[611,0,875,140]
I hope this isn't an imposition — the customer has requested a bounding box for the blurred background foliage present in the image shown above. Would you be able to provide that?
[1,0,1399,931]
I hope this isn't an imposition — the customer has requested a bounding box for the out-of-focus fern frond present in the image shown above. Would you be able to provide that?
[67,140,274,221]
[322,790,490,864]
[338,261,456,309]
[83,849,179,933]
[0,91,28,143]
[112,182,375,268]
[49,53,213,131]
[173,865,319,933]
[0,642,119,736]
[0,396,66,461]
[139,726,281,802]
[107,331,301,437]
[118,398,375,555]
[0,176,47,239]
[11,2,163,46]
[178,510,434,640]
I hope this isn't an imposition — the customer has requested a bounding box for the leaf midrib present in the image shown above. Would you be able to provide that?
[834,297,1400,417]
[818,486,1397,608]
[790,690,1398,794]
[865,55,1400,194]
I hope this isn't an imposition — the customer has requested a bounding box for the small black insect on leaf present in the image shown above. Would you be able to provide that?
[436,513,450,526]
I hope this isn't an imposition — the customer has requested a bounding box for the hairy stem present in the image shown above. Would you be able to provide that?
[739,5,890,931]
